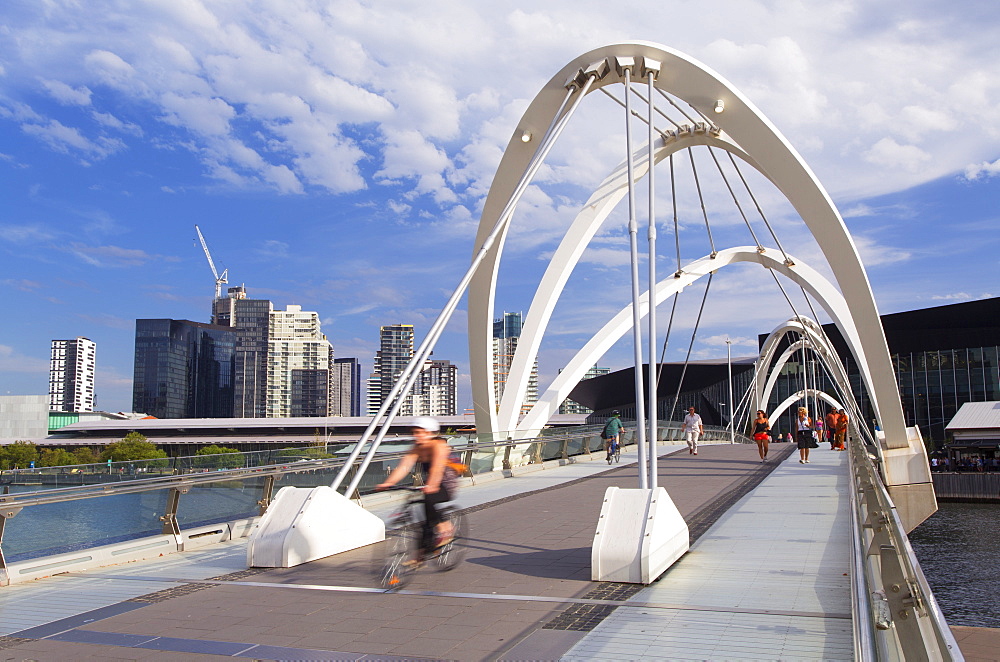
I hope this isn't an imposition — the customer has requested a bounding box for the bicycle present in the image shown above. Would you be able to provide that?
[606,439,621,464]
[378,487,467,590]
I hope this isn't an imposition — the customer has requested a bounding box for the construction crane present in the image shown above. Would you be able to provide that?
[194,225,228,300]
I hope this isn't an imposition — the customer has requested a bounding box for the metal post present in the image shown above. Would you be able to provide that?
[160,485,189,536]
[727,338,734,444]
[257,475,276,515]
[623,64,648,489]
[647,69,659,489]
[0,488,21,588]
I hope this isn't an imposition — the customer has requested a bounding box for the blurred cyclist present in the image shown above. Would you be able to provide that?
[376,417,454,559]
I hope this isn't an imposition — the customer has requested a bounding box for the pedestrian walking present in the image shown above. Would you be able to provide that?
[825,408,838,449]
[796,406,815,464]
[834,409,848,450]
[683,406,703,455]
[752,410,771,462]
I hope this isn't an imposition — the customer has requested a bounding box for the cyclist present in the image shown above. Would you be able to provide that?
[602,411,623,462]
[376,416,454,562]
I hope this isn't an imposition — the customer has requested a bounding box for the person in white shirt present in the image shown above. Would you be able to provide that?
[682,406,704,455]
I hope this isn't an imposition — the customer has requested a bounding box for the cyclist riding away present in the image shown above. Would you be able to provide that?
[376,417,454,562]
[602,411,623,462]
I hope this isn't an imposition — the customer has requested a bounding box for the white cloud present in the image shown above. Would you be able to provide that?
[21,119,124,160]
[39,79,92,106]
[0,345,48,373]
[863,138,932,172]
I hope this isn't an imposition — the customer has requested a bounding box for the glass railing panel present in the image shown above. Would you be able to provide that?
[2,486,170,562]
[175,478,265,528]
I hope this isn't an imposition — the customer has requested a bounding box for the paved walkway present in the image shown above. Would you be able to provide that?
[1,441,794,661]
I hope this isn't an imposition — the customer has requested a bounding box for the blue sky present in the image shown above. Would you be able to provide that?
[2,1,999,414]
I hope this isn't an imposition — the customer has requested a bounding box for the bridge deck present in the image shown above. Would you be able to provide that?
[0,442,864,661]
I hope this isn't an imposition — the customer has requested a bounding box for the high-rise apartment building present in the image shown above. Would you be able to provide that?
[232,297,272,418]
[330,357,362,416]
[370,324,416,416]
[211,285,247,326]
[493,312,538,415]
[559,365,610,414]
[265,305,334,418]
[49,337,96,412]
[412,359,458,416]
[132,320,235,418]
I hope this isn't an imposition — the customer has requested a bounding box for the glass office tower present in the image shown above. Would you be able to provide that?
[132,319,236,419]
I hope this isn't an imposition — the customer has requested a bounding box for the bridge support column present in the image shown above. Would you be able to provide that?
[880,426,937,532]
[591,487,688,584]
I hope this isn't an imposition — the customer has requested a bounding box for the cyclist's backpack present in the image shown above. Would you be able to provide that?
[442,451,467,493]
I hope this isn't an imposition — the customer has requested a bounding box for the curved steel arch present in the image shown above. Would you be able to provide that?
[495,133,761,434]
[514,247,880,439]
[468,41,907,448]
[770,389,845,425]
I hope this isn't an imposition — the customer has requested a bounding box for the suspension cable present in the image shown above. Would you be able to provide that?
[704,146,766,249]
[671,152,681,276]
[688,147,717,256]
[599,87,682,131]
[667,272,714,422]
[725,151,793,263]
[334,75,597,495]
[654,88,699,125]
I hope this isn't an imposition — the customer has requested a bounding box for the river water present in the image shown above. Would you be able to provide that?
[909,501,1000,628]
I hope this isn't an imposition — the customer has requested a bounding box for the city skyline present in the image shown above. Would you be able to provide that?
[2,3,1000,413]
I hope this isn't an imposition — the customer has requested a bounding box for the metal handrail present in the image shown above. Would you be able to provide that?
[848,433,963,660]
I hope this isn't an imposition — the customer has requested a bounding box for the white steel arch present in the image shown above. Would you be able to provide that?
[770,389,845,425]
[515,247,869,437]
[468,41,907,449]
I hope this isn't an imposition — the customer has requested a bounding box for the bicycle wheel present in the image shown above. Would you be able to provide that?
[614,444,621,463]
[432,508,467,572]
[379,526,417,590]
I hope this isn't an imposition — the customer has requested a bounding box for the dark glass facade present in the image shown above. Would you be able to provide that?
[132,319,236,419]
[762,298,1000,447]
[290,368,329,417]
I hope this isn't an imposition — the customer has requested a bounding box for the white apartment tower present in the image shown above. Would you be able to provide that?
[49,337,97,412]
[265,305,334,418]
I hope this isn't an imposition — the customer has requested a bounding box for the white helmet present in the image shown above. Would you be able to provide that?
[412,416,440,433]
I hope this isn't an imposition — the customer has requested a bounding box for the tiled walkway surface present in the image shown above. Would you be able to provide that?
[0,441,873,661]
[562,446,855,660]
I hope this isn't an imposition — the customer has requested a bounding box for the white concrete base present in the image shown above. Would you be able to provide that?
[591,487,688,584]
[246,486,385,568]
[880,425,938,532]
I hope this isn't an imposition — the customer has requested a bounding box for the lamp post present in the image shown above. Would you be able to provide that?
[726,338,734,444]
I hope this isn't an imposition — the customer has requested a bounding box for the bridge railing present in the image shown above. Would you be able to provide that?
[0,423,745,580]
[848,435,963,661]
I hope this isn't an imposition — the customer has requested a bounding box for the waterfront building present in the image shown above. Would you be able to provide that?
[132,319,236,419]
[0,395,50,440]
[48,337,96,412]
[370,324,416,416]
[493,311,538,415]
[558,365,610,415]
[330,357,362,417]
[763,297,1000,447]
[265,305,334,418]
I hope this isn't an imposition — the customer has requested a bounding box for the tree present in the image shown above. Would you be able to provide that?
[38,448,78,468]
[193,444,244,469]
[72,447,99,465]
[0,440,39,469]
[101,432,167,463]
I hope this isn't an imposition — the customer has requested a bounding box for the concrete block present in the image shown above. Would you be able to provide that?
[246,485,385,568]
[591,486,688,584]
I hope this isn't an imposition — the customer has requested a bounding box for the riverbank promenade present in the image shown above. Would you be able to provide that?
[0,442,984,660]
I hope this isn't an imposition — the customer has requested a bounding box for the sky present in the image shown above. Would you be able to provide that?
[1,0,999,415]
